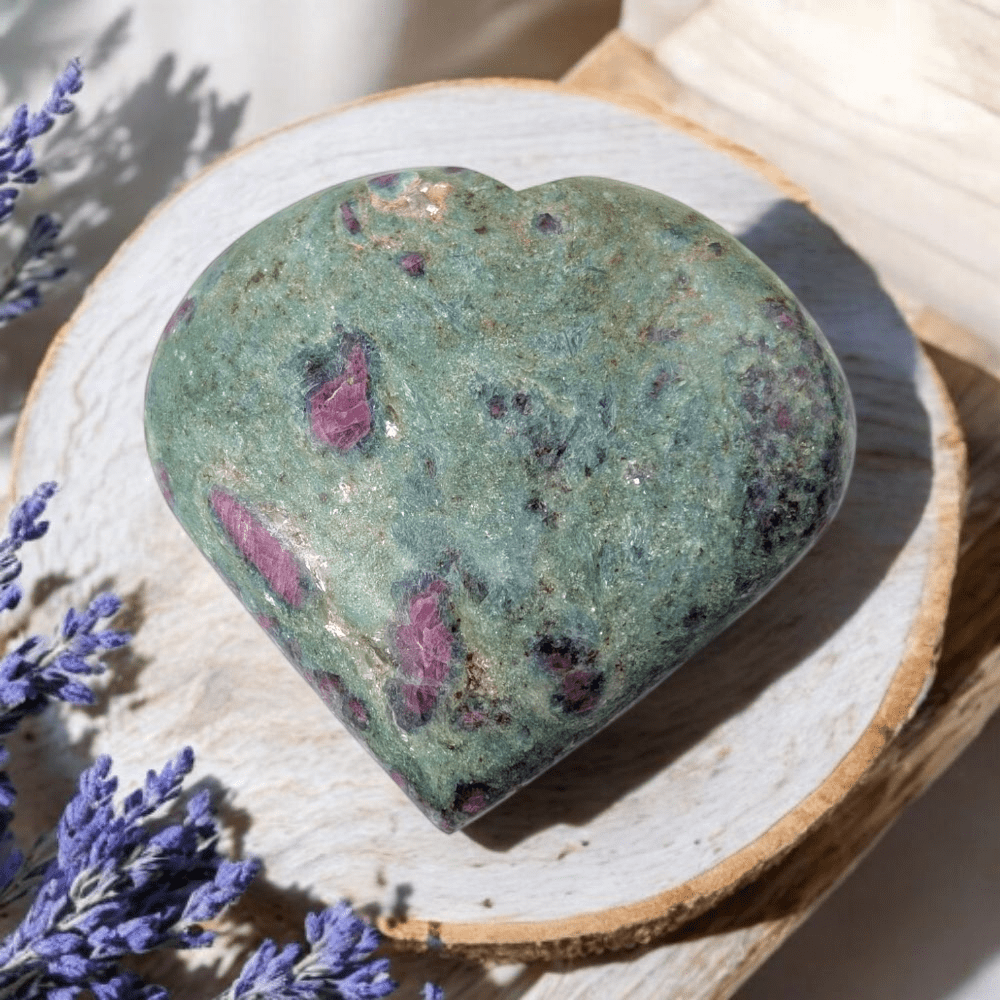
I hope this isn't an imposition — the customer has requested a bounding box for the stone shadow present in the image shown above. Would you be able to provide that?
[730,352,1000,999]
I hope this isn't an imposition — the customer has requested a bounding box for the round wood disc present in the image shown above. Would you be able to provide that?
[11,80,963,959]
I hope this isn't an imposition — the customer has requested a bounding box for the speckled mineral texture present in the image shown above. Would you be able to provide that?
[144,167,855,832]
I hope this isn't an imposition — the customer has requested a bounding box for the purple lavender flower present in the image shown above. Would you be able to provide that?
[0,484,129,755]
[93,972,169,1000]
[0,588,130,740]
[0,480,56,610]
[0,748,259,998]
[0,484,130,860]
[0,58,83,325]
[0,58,83,224]
[226,902,396,1000]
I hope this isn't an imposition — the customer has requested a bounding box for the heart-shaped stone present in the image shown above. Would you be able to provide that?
[144,167,855,832]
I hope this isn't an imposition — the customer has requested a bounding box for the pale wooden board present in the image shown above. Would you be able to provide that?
[10,80,961,966]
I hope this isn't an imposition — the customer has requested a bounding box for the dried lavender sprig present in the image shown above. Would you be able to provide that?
[0,481,57,612]
[0,483,129,740]
[0,483,128,904]
[92,971,169,1000]
[223,902,397,1000]
[0,589,130,741]
[0,748,259,999]
[0,58,82,326]
[0,58,83,226]
[33,59,84,126]
[0,213,66,324]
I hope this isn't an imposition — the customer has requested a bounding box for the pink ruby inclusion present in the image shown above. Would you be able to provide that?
[396,580,453,720]
[460,790,487,815]
[309,345,371,452]
[348,697,369,727]
[154,463,174,507]
[161,297,194,340]
[210,488,304,607]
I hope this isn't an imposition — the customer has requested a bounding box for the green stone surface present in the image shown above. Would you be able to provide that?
[144,167,855,832]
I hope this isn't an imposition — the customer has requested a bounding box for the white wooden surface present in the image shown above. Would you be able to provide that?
[10,81,961,978]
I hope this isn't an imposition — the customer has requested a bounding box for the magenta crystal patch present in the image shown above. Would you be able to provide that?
[161,296,195,341]
[340,201,361,234]
[309,345,372,452]
[153,462,174,507]
[390,579,456,731]
[398,252,425,277]
[210,488,304,607]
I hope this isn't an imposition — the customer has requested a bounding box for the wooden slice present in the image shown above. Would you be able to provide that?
[10,79,963,960]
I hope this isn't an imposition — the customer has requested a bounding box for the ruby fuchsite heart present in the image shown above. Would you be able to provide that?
[144,167,855,832]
